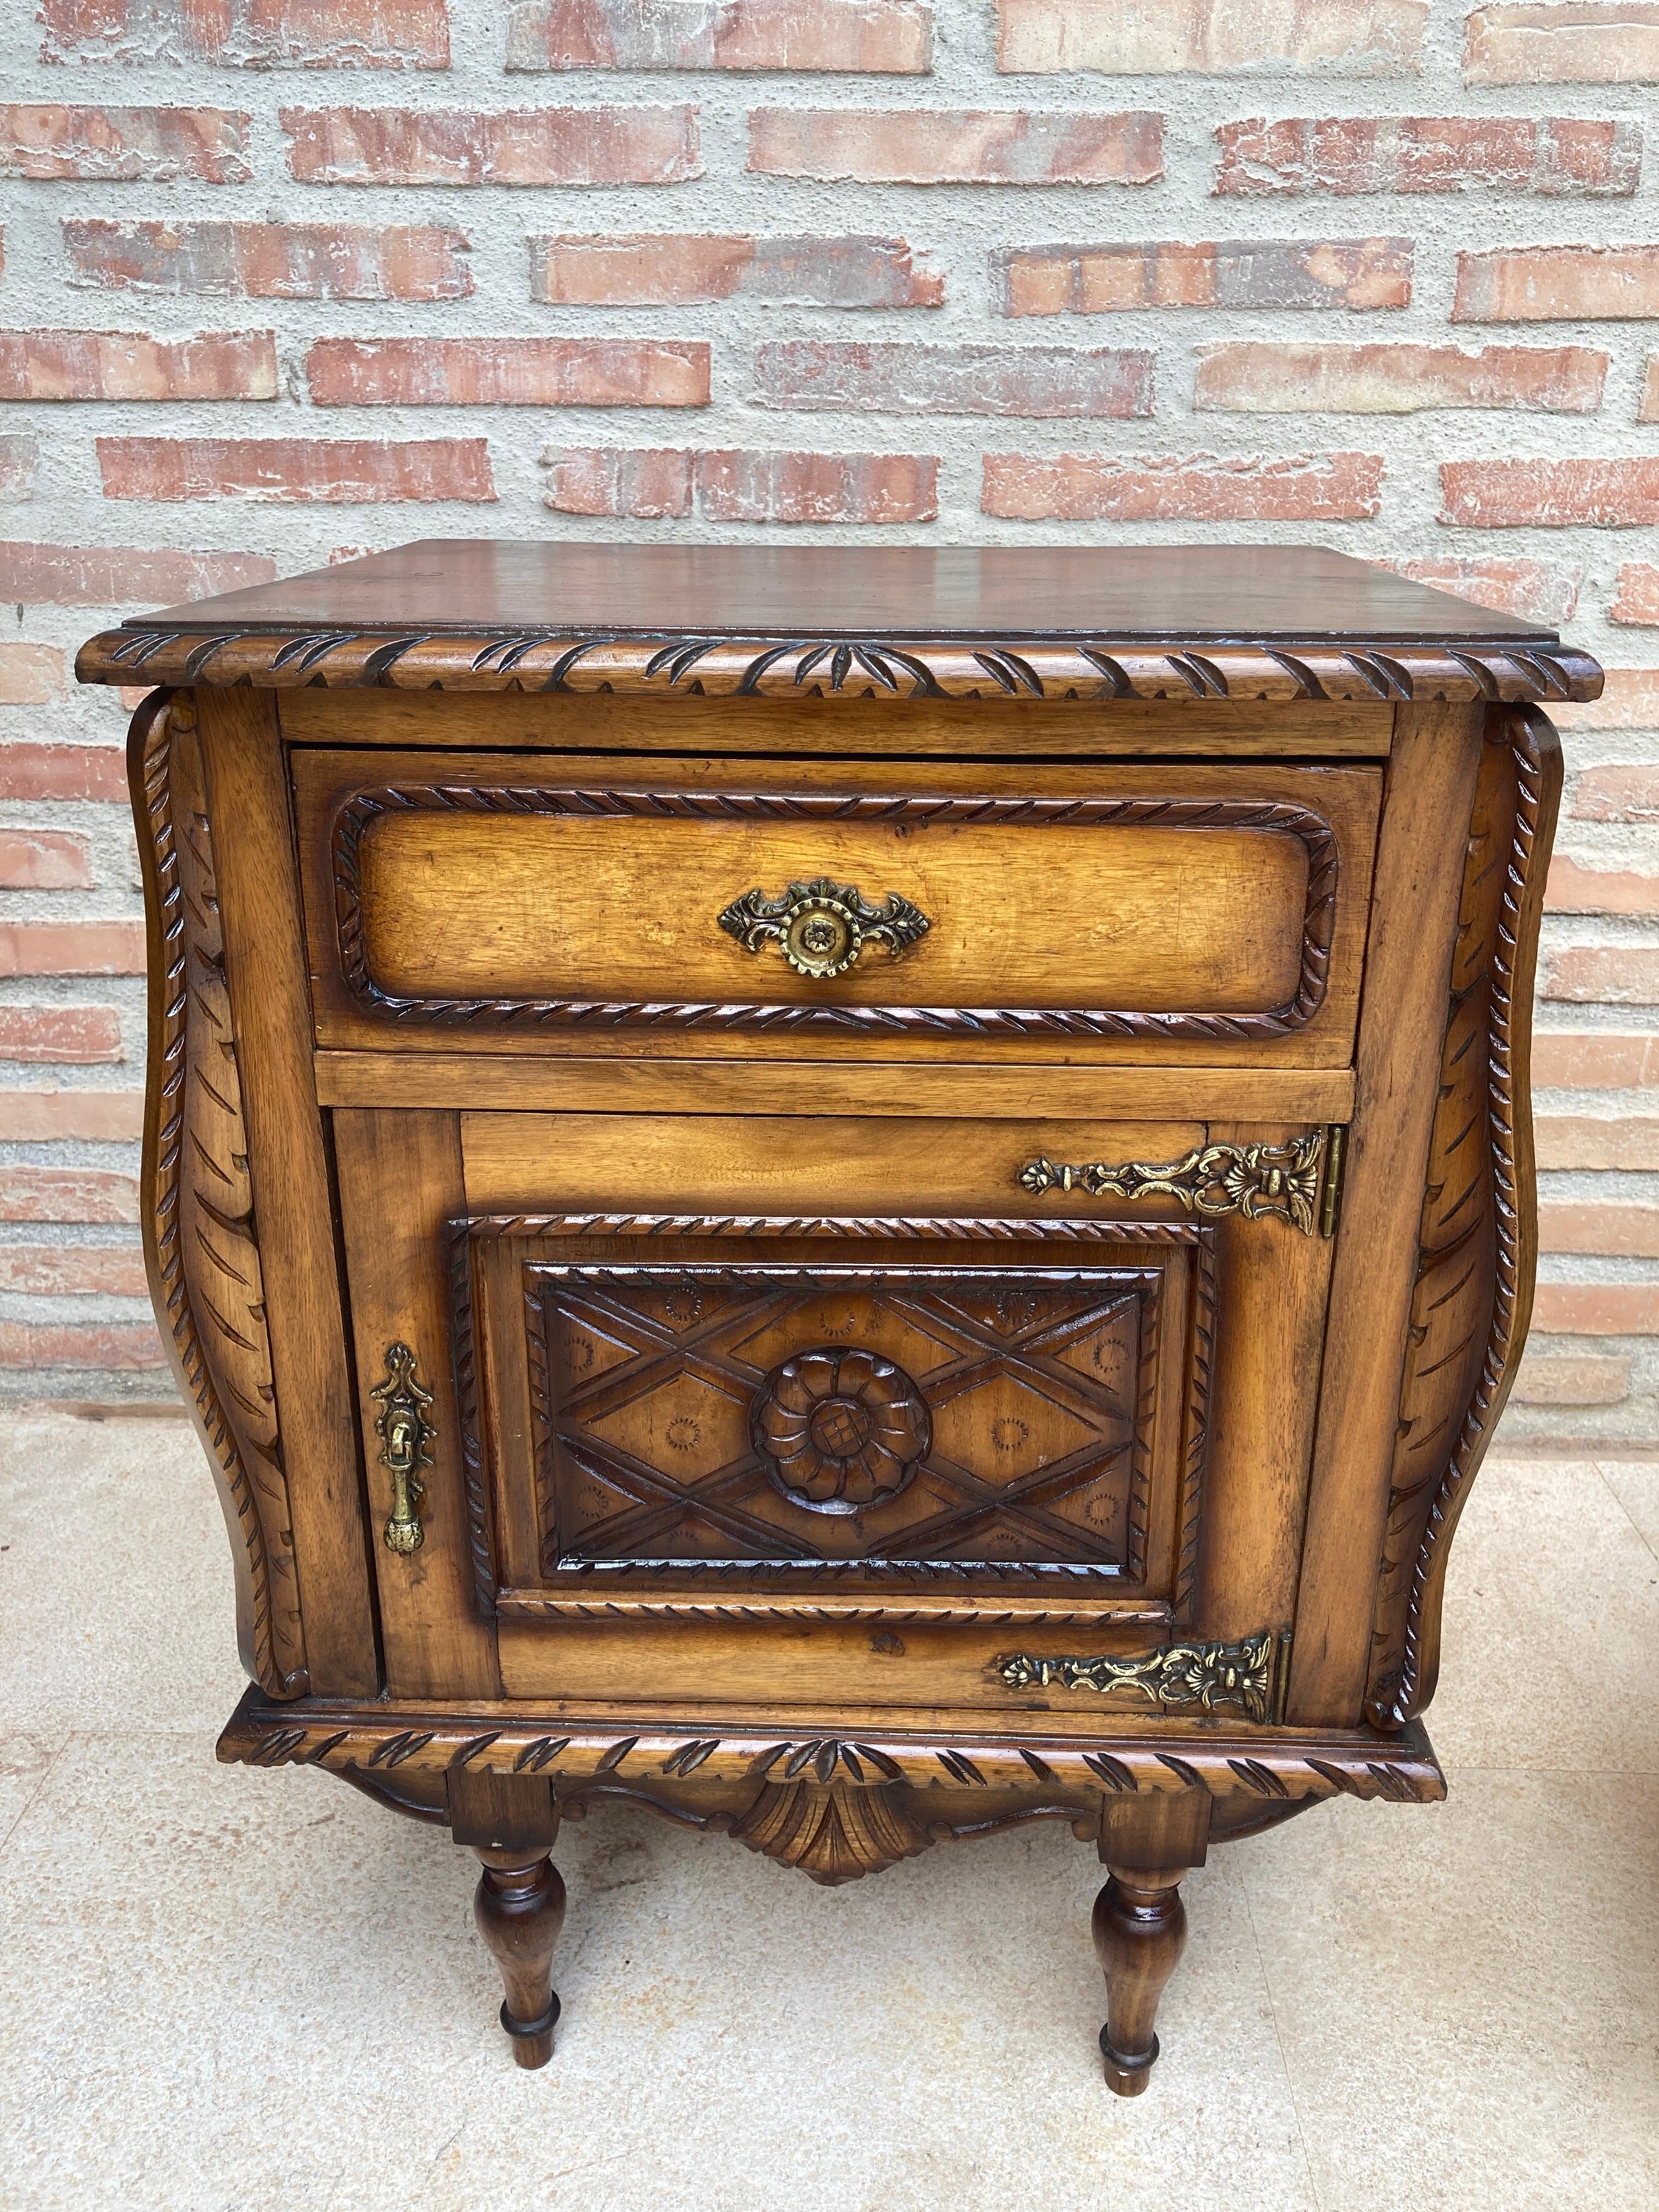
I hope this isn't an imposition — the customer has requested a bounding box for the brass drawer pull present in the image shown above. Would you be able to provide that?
[996,1630,1289,1725]
[373,1340,436,1555]
[718,875,930,980]
[1019,1133,1327,1234]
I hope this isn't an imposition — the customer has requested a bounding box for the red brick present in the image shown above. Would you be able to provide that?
[0,1007,123,1064]
[1537,1115,1659,1169]
[1213,115,1640,196]
[531,232,943,307]
[1612,564,1659,626]
[541,446,695,518]
[283,104,699,185]
[64,218,475,302]
[0,433,38,499]
[506,0,930,70]
[748,108,1164,186]
[1454,245,1659,321]
[1640,359,1659,422]
[1440,459,1659,528]
[0,646,65,704]
[1512,1352,1632,1404]
[0,540,276,605]
[699,449,937,522]
[1378,556,1579,625]
[540,445,940,522]
[40,0,450,66]
[1547,857,1659,914]
[307,336,710,407]
[0,1244,148,1296]
[2,1089,145,1141]
[0,1320,165,1370]
[1545,946,1659,1002]
[0,329,275,403]
[0,105,251,184]
[1464,3,1659,84]
[992,236,1413,315]
[997,0,1427,73]
[0,832,93,890]
[754,341,1154,417]
[1532,1032,1659,1087]
[0,1167,139,1224]
[1573,766,1659,823]
[1537,1203,1659,1258]
[1194,340,1605,412]
[982,448,1384,521]
[1553,671,1659,730]
[0,921,145,978]
[0,742,126,801]
[1532,1284,1659,1334]
[96,436,496,504]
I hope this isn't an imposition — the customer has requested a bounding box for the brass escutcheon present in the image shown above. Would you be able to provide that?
[373,1341,436,1555]
[718,876,931,981]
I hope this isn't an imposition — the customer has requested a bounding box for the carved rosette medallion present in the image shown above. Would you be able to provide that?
[752,1348,931,1513]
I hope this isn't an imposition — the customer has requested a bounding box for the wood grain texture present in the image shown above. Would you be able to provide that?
[1365,708,1561,1728]
[128,690,306,1697]
[299,752,1376,1052]
[280,686,1396,759]
[193,686,380,1697]
[333,1109,500,1700]
[1286,702,1487,1729]
[313,1051,1358,1125]
[77,538,1598,702]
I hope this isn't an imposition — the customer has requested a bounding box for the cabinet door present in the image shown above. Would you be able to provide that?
[408,1108,1336,1720]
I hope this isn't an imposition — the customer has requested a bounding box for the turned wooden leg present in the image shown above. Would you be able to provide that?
[1093,1867,1188,2095]
[1091,1784,1211,2096]
[473,1847,567,2068]
[448,1767,565,2069]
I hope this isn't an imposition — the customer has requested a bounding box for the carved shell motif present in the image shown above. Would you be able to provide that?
[751,1348,931,1513]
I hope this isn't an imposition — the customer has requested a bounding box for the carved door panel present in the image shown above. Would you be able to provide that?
[459,1224,1208,1612]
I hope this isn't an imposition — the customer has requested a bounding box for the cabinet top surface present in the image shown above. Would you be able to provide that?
[76,539,1602,704]
[131,539,1553,640]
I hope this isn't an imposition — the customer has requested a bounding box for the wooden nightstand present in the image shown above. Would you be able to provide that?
[78,542,1598,2092]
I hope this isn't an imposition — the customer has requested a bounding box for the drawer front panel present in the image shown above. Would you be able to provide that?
[295,751,1380,1062]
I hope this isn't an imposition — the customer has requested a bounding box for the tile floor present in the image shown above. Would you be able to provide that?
[0,1408,1655,2212]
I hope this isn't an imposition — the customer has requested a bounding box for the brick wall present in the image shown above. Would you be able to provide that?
[2,0,1657,1442]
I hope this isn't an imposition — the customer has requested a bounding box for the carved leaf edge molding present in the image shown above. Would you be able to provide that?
[133,692,307,1699]
[1367,708,1558,1729]
[448,1215,1215,1620]
[78,627,1602,706]
[330,784,1338,1042]
[217,1690,1447,1811]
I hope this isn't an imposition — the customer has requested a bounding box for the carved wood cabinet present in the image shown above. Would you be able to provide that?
[79,543,1597,2091]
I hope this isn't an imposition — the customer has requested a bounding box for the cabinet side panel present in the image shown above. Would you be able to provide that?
[1287,702,1486,1728]
[194,686,378,1696]
[1365,708,1561,1726]
[129,690,308,1697]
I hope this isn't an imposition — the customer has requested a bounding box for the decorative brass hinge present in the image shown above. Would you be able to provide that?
[996,1630,1291,1725]
[373,1341,436,1556]
[718,876,931,980]
[1019,1133,1325,1234]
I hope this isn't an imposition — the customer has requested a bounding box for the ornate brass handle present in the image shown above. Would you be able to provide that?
[373,1341,435,1555]
[718,875,930,981]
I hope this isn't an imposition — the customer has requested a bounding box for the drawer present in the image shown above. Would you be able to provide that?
[335,1106,1336,1715]
[295,749,1381,1066]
